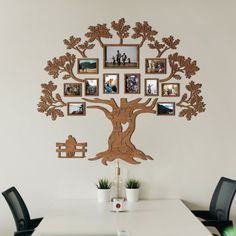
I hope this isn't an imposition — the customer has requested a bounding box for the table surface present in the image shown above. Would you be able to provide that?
[33,199,212,236]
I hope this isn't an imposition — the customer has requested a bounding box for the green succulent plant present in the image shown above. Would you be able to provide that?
[96,178,112,189]
[126,179,140,189]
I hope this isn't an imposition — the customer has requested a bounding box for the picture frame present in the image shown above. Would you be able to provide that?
[67,102,86,116]
[64,83,82,97]
[104,44,139,69]
[124,73,140,94]
[78,58,99,74]
[103,74,119,94]
[144,79,159,96]
[161,83,180,97]
[157,102,175,116]
[145,58,167,74]
[85,79,99,96]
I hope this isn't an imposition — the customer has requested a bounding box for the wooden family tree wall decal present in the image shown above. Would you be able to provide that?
[37,18,206,165]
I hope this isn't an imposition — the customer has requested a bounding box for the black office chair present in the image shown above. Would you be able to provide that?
[192,177,236,236]
[2,186,43,236]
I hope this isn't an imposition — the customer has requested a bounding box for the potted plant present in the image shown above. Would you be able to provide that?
[125,179,140,202]
[96,178,112,202]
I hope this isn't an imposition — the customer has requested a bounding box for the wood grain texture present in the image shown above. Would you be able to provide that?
[83,98,157,165]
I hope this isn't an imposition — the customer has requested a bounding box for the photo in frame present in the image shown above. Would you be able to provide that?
[78,58,99,74]
[85,79,99,96]
[157,102,175,116]
[104,44,139,69]
[67,102,86,116]
[124,73,140,94]
[144,79,159,96]
[103,74,119,94]
[64,83,82,97]
[145,58,166,74]
[161,83,180,97]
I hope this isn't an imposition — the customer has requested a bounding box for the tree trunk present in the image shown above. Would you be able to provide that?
[89,115,153,165]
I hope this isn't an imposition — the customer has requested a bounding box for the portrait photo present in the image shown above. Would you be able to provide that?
[104,44,139,69]
[145,79,159,96]
[124,73,140,94]
[67,102,86,116]
[162,83,180,97]
[145,58,166,74]
[78,58,99,74]
[103,74,119,94]
[85,79,99,96]
[64,83,82,97]
[157,102,175,116]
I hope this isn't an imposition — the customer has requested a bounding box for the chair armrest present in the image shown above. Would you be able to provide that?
[29,217,43,229]
[191,210,215,220]
[203,220,233,234]
[14,229,34,236]
[203,220,233,227]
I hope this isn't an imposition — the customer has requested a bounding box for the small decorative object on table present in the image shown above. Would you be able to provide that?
[125,179,140,202]
[112,161,125,201]
[96,178,112,202]
[113,198,124,212]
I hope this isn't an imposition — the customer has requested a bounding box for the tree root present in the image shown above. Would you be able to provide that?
[88,149,153,165]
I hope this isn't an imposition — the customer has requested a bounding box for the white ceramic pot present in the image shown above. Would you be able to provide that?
[97,189,111,202]
[126,188,140,202]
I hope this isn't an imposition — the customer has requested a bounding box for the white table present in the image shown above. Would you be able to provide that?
[33,199,212,236]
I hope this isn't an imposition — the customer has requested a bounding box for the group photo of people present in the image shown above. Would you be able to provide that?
[104,45,139,68]
[162,83,180,97]
[146,58,166,74]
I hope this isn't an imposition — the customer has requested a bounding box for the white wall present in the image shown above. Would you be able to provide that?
[1,0,236,235]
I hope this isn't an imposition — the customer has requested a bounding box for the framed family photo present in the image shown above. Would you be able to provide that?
[67,102,86,116]
[78,58,99,74]
[145,58,166,74]
[161,83,180,97]
[104,44,139,69]
[144,79,159,96]
[103,74,119,94]
[64,83,82,97]
[157,102,175,116]
[124,73,140,94]
[85,79,99,96]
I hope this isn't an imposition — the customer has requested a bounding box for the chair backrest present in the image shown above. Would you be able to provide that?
[2,187,30,231]
[209,177,236,221]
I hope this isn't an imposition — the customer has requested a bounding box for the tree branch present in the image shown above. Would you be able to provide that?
[83,98,118,110]
[127,98,142,107]
[133,98,158,117]
[44,53,84,83]
[176,82,206,120]
[87,105,111,119]
[160,53,199,82]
